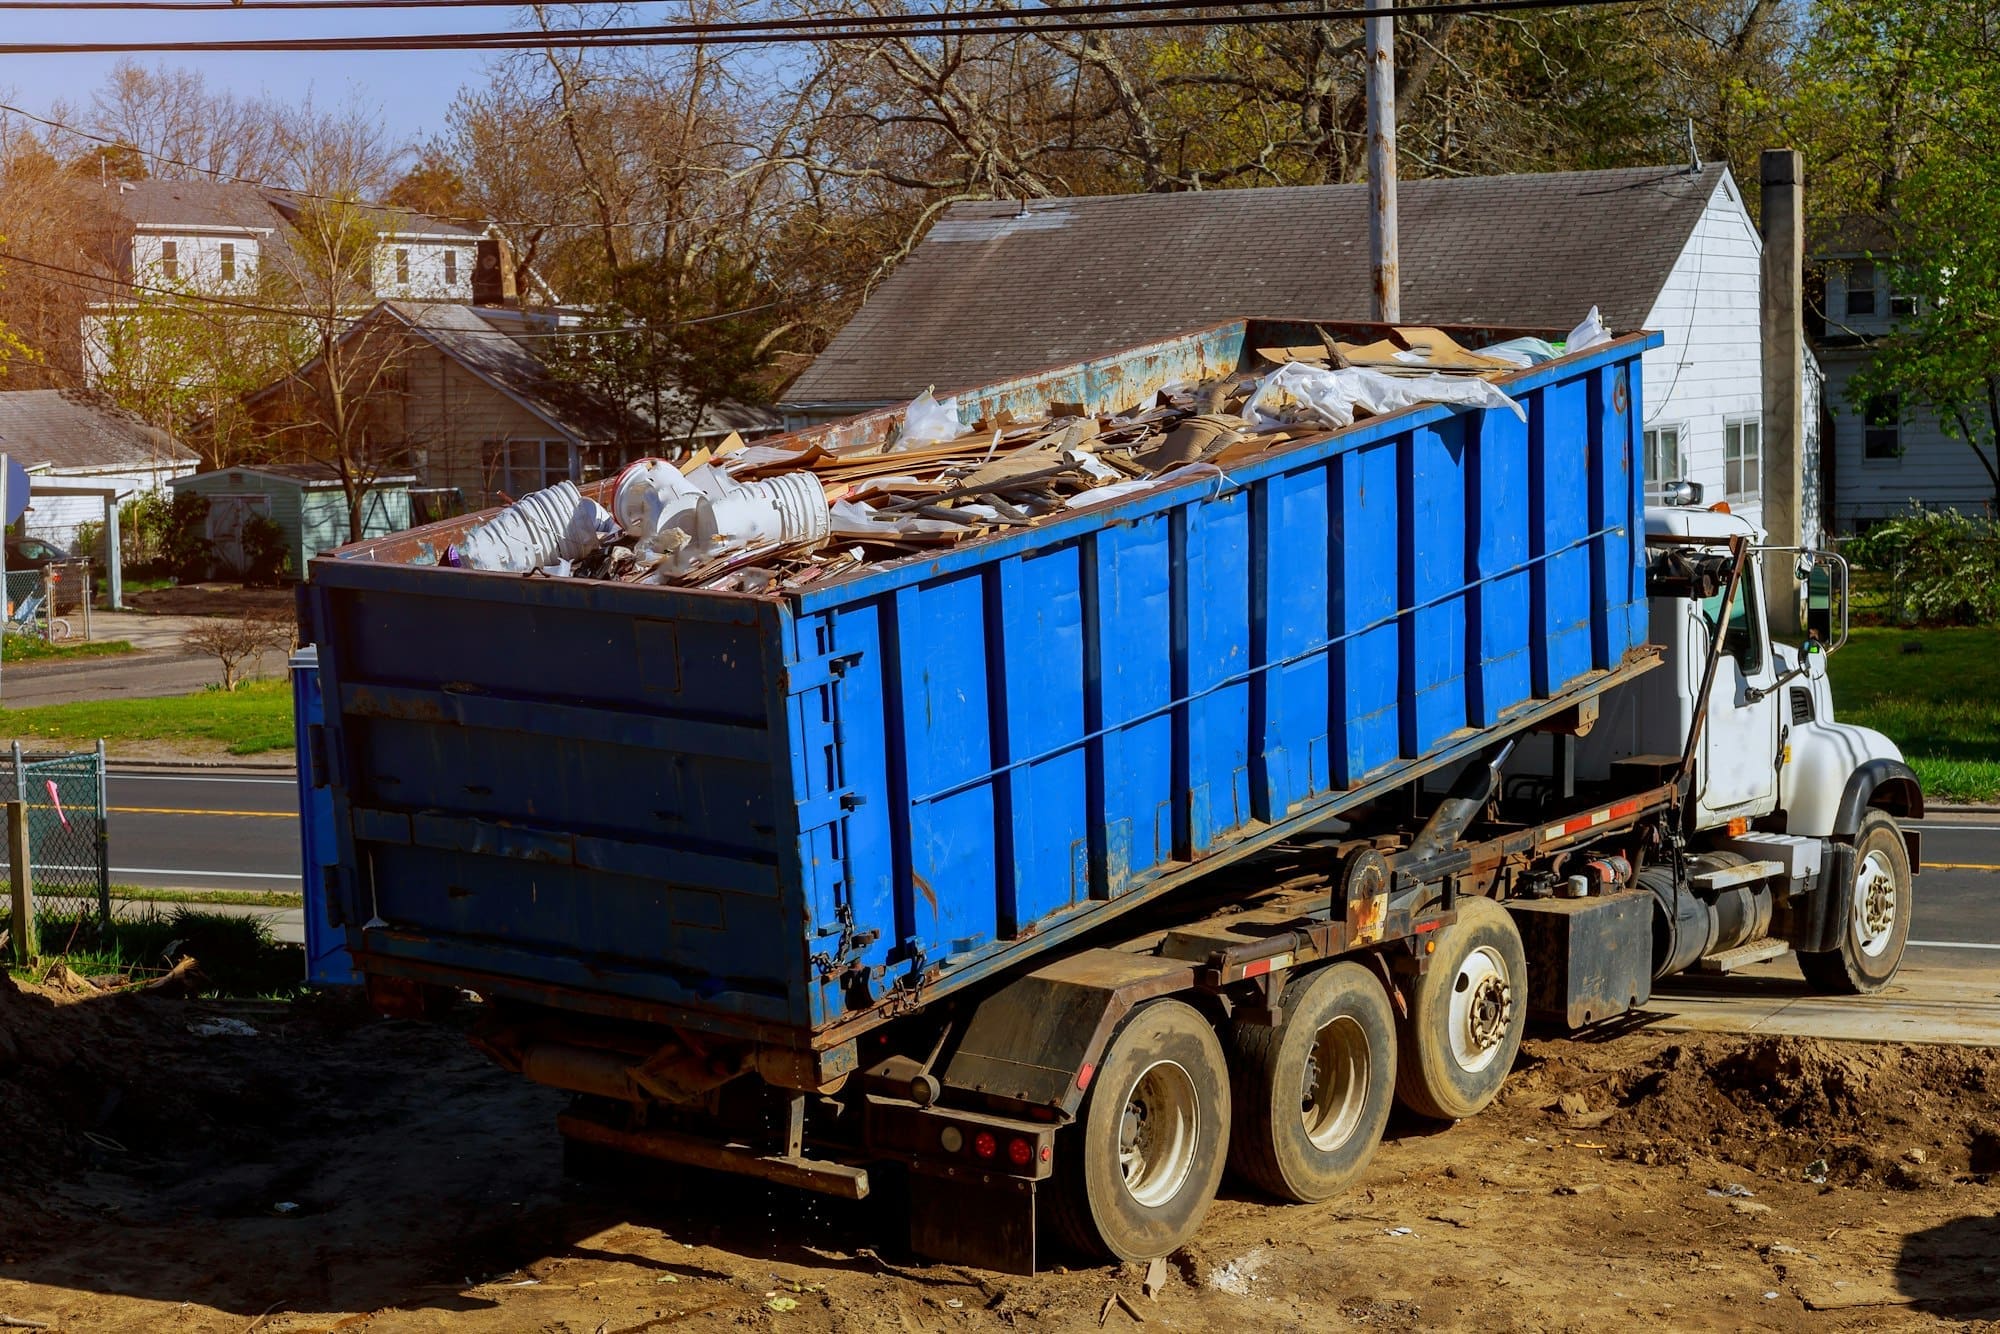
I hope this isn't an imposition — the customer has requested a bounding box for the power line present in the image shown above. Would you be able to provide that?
[0,246,781,336]
[0,0,1651,55]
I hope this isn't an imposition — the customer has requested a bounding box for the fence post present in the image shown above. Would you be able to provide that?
[8,800,33,964]
[95,739,111,925]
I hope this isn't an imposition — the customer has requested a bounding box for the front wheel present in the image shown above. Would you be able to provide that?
[1045,999,1230,1261]
[1800,810,1911,994]
[1395,896,1528,1122]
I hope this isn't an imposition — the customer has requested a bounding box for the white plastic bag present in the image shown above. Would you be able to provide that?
[896,388,965,451]
[1566,306,1612,355]
[1242,363,1525,431]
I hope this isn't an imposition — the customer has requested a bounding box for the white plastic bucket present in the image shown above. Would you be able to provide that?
[611,458,693,536]
[460,481,584,572]
[694,472,831,551]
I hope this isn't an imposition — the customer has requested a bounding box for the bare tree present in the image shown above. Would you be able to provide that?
[182,612,293,692]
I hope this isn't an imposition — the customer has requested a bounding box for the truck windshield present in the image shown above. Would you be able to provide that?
[1700,579,1763,675]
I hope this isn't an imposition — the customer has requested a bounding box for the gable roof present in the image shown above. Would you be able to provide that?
[107,179,481,241]
[0,389,197,472]
[382,301,647,444]
[786,163,1733,406]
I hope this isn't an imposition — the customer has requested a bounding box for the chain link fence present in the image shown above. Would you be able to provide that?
[3,564,90,642]
[1,742,110,932]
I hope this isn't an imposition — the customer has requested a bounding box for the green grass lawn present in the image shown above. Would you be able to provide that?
[0,636,135,663]
[6,678,294,756]
[1830,626,2000,803]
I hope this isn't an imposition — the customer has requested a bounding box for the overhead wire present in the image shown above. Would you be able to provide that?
[0,0,1651,54]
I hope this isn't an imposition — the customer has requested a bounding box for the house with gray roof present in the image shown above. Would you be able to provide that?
[80,180,504,387]
[785,163,1800,532]
[244,301,781,512]
[0,388,197,545]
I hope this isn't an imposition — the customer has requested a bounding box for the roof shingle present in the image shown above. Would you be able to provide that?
[787,164,1731,406]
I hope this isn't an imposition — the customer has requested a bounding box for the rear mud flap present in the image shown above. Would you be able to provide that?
[908,1164,1037,1275]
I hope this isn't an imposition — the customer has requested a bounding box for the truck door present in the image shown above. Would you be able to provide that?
[1695,569,1780,824]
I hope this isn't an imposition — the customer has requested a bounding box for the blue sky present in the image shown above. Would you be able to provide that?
[0,4,521,152]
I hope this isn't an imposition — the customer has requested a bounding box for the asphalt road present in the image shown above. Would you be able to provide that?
[1901,816,2000,970]
[104,769,301,892]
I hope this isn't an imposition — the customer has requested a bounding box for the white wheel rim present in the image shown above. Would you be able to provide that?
[1447,946,1513,1074]
[1300,1014,1370,1152]
[1853,849,1898,958]
[1117,1060,1199,1209]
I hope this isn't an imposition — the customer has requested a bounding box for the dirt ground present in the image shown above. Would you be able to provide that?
[3,970,1997,1334]
[127,584,296,620]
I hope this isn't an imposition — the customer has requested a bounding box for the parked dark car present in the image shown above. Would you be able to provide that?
[5,535,70,571]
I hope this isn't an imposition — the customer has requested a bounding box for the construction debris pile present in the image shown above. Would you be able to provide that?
[449,314,1608,593]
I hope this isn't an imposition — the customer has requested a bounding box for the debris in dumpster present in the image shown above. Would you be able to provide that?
[439,321,1616,593]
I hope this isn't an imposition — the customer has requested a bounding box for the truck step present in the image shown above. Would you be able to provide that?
[1689,859,1785,892]
[1693,939,1793,973]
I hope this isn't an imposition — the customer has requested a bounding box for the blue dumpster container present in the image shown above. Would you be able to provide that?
[301,317,1660,1057]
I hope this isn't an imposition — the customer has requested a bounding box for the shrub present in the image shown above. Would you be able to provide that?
[182,611,294,690]
[1845,505,2000,625]
[241,514,291,586]
[162,491,212,583]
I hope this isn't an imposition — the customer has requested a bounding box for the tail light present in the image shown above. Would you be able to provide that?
[972,1131,997,1160]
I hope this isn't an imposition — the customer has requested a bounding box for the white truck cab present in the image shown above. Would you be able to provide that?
[1581,492,1922,993]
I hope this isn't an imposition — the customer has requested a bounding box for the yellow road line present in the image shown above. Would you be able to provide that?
[1923,861,2000,871]
[108,805,293,819]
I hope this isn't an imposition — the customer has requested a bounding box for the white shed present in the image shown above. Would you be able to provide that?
[0,389,198,546]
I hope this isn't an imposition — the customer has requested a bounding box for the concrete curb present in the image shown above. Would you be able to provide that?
[1919,803,2000,820]
[109,757,296,775]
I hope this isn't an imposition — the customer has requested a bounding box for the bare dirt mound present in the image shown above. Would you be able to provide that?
[1512,1033,2000,1188]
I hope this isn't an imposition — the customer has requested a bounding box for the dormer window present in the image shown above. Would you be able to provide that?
[220,242,235,282]
[396,249,410,285]
[443,249,457,285]
[160,239,178,281]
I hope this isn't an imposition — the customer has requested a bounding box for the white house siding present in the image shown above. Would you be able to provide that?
[23,459,199,548]
[1638,173,1765,527]
[1820,348,1995,530]
[373,237,479,303]
[131,230,265,290]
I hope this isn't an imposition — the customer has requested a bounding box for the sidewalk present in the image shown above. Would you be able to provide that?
[2,629,291,709]
[1645,960,2000,1047]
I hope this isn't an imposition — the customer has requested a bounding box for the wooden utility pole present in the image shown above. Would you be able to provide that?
[1366,0,1401,323]
[8,800,33,964]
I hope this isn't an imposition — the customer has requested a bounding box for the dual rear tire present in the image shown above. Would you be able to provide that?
[1047,899,1530,1260]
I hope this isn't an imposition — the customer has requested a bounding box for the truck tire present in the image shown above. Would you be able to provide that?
[1394,896,1528,1122]
[1800,810,1911,995]
[1045,999,1230,1261]
[1226,961,1395,1203]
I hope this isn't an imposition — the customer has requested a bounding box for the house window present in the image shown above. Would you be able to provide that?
[1643,423,1689,499]
[1724,418,1762,503]
[443,249,457,285]
[1889,286,1916,317]
[482,440,573,498]
[219,242,235,282]
[1863,393,1902,460]
[1845,260,1877,316]
[160,239,178,281]
[396,249,410,285]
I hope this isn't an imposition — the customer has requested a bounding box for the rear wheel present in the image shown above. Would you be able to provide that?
[1046,999,1230,1261]
[1800,810,1911,995]
[1395,896,1528,1122]
[1227,961,1395,1203]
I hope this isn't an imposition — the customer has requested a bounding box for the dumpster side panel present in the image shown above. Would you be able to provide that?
[792,346,1653,1009]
